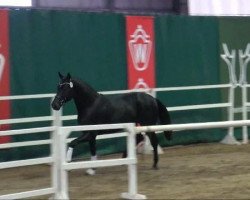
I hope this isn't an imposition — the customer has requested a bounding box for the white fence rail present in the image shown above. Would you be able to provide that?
[0,83,239,146]
[135,120,250,133]
[0,83,233,125]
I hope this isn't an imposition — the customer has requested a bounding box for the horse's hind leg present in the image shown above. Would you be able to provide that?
[122,133,144,158]
[89,136,97,159]
[86,135,97,175]
[147,132,159,169]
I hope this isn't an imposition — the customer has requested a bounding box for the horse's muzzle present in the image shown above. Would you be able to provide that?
[51,97,63,110]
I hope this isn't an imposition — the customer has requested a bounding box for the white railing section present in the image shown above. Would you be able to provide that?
[1,119,250,199]
[0,83,236,146]
[0,82,246,148]
[0,93,54,125]
[149,84,232,112]
[135,120,250,133]
[0,127,55,149]
[58,120,250,199]
[56,123,145,200]
[0,109,62,200]
[0,126,58,200]
[0,83,233,125]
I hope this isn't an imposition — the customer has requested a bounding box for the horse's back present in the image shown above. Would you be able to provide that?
[108,93,138,123]
[81,94,137,124]
[82,92,159,126]
[112,92,159,125]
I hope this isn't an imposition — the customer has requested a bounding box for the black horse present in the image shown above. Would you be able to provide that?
[51,72,172,172]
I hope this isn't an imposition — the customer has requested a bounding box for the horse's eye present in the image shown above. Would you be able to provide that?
[57,84,64,90]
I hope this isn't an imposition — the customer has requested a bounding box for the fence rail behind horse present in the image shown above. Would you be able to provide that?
[0,83,238,144]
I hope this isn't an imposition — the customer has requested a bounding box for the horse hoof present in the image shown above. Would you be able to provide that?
[152,165,158,170]
[86,168,96,175]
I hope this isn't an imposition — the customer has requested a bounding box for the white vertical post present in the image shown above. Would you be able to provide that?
[127,124,137,196]
[58,128,69,200]
[121,124,146,199]
[228,85,235,136]
[221,85,240,144]
[239,46,250,144]
[242,85,248,144]
[51,101,62,199]
[220,43,240,145]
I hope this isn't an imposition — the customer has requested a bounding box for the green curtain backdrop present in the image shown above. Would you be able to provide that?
[155,15,223,146]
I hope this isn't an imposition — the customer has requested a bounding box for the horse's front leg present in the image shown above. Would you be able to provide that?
[67,132,92,162]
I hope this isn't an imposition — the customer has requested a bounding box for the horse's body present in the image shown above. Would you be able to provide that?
[52,73,172,172]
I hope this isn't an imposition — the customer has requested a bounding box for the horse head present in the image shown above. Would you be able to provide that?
[51,72,74,110]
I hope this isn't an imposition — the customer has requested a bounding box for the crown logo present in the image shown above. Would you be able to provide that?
[128,25,152,71]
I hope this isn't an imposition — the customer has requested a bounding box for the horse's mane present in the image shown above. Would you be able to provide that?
[71,78,100,98]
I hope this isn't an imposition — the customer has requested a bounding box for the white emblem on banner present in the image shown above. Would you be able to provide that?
[134,78,149,89]
[129,25,152,71]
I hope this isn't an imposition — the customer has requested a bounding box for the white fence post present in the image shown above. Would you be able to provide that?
[127,124,137,196]
[241,84,248,144]
[58,128,70,200]
[51,103,63,199]
[220,44,240,145]
[239,46,250,144]
[220,85,240,145]
[121,124,146,200]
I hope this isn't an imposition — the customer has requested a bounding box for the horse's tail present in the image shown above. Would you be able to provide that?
[156,99,172,140]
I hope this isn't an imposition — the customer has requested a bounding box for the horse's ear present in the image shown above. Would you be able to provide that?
[58,72,64,79]
[66,73,71,80]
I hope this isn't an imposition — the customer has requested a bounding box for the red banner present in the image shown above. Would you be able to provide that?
[126,16,155,89]
[0,10,11,143]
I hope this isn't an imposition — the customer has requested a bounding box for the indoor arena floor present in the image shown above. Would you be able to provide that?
[1,143,250,199]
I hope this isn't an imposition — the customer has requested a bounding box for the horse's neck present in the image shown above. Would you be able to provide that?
[72,80,99,115]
